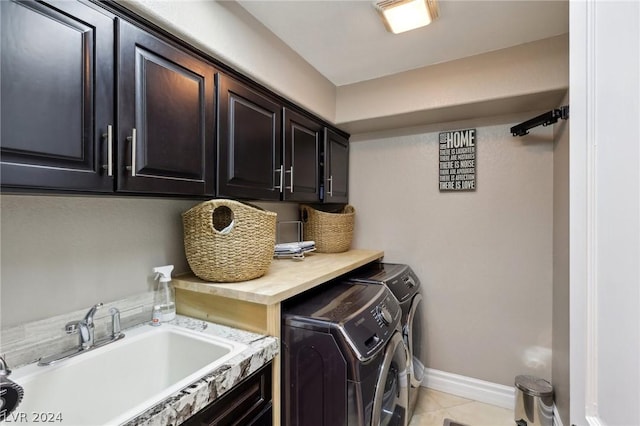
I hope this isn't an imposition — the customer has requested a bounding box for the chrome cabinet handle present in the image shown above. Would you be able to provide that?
[274,165,284,192]
[126,128,137,177]
[327,175,333,196]
[285,166,294,192]
[102,125,113,177]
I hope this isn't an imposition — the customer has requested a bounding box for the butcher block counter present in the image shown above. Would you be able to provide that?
[172,249,384,425]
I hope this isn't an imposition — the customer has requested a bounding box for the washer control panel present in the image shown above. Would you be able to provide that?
[347,263,421,303]
[343,287,401,360]
[283,280,403,362]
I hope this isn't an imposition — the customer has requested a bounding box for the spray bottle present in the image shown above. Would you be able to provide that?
[153,265,176,322]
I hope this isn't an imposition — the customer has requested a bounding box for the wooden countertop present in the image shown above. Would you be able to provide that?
[173,249,384,305]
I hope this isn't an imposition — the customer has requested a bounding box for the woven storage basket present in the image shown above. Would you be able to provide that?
[182,200,277,282]
[300,204,355,253]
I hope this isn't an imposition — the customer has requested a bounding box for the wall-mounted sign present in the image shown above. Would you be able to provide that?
[439,128,476,191]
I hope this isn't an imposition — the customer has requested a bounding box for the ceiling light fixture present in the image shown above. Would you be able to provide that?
[375,0,439,34]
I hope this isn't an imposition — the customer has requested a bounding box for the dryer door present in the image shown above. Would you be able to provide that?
[371,332,409,426]
[406,293,425,388]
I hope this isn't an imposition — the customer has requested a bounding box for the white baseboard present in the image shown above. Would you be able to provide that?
[422,368,515,410]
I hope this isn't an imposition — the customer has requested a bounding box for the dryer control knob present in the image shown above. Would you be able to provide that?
[376,305,393,326]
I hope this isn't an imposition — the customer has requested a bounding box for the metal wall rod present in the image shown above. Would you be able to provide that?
[510,105,569,137]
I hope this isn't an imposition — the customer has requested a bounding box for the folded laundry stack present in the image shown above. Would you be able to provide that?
[274,241,316,260]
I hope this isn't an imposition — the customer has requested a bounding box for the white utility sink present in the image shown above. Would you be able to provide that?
[11,323,247,425]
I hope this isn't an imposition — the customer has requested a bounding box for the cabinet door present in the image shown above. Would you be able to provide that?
[183,362,272,426]
[323,129,349,203]
[0,0,114,192]
[282,109,321,202]
[118,20,215,196]
[217,74,282,200]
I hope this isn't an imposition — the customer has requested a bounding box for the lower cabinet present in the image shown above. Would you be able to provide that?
[183,363,272,426]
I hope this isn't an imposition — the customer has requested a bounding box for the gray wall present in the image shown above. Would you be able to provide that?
[336,34,569,126]
[349,117,554,386]
[552,99,570,424]
[0,195,296,328]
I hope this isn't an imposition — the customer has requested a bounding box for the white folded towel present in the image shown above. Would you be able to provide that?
[274,241,315,253]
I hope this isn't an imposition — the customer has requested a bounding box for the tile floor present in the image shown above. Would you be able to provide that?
[409,388,514,426]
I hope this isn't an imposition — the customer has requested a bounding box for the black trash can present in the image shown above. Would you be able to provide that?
[514,375,553,426]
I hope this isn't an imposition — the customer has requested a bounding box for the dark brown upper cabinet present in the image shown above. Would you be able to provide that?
[282,109,322,202]
[1,0,346,203]
[0,0,114,192]
[217,74,282,201]
[117,20,215,196]
[323,129,349,203]
[0,2,215,197]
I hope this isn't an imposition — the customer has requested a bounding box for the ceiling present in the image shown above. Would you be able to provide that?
[237,0,569,86]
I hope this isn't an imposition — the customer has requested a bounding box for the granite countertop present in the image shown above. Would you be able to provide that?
[123,315,278,426]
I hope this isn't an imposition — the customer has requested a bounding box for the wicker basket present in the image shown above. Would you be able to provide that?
[182,200,277,282]
[300,204,355,253]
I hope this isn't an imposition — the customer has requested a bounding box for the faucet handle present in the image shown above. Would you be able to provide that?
[83,303,104,325]
[65,321,80,334]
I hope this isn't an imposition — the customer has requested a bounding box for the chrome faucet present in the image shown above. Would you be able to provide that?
[81,303,102,348]
[38,303,125,366]
[68,303,103,349]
